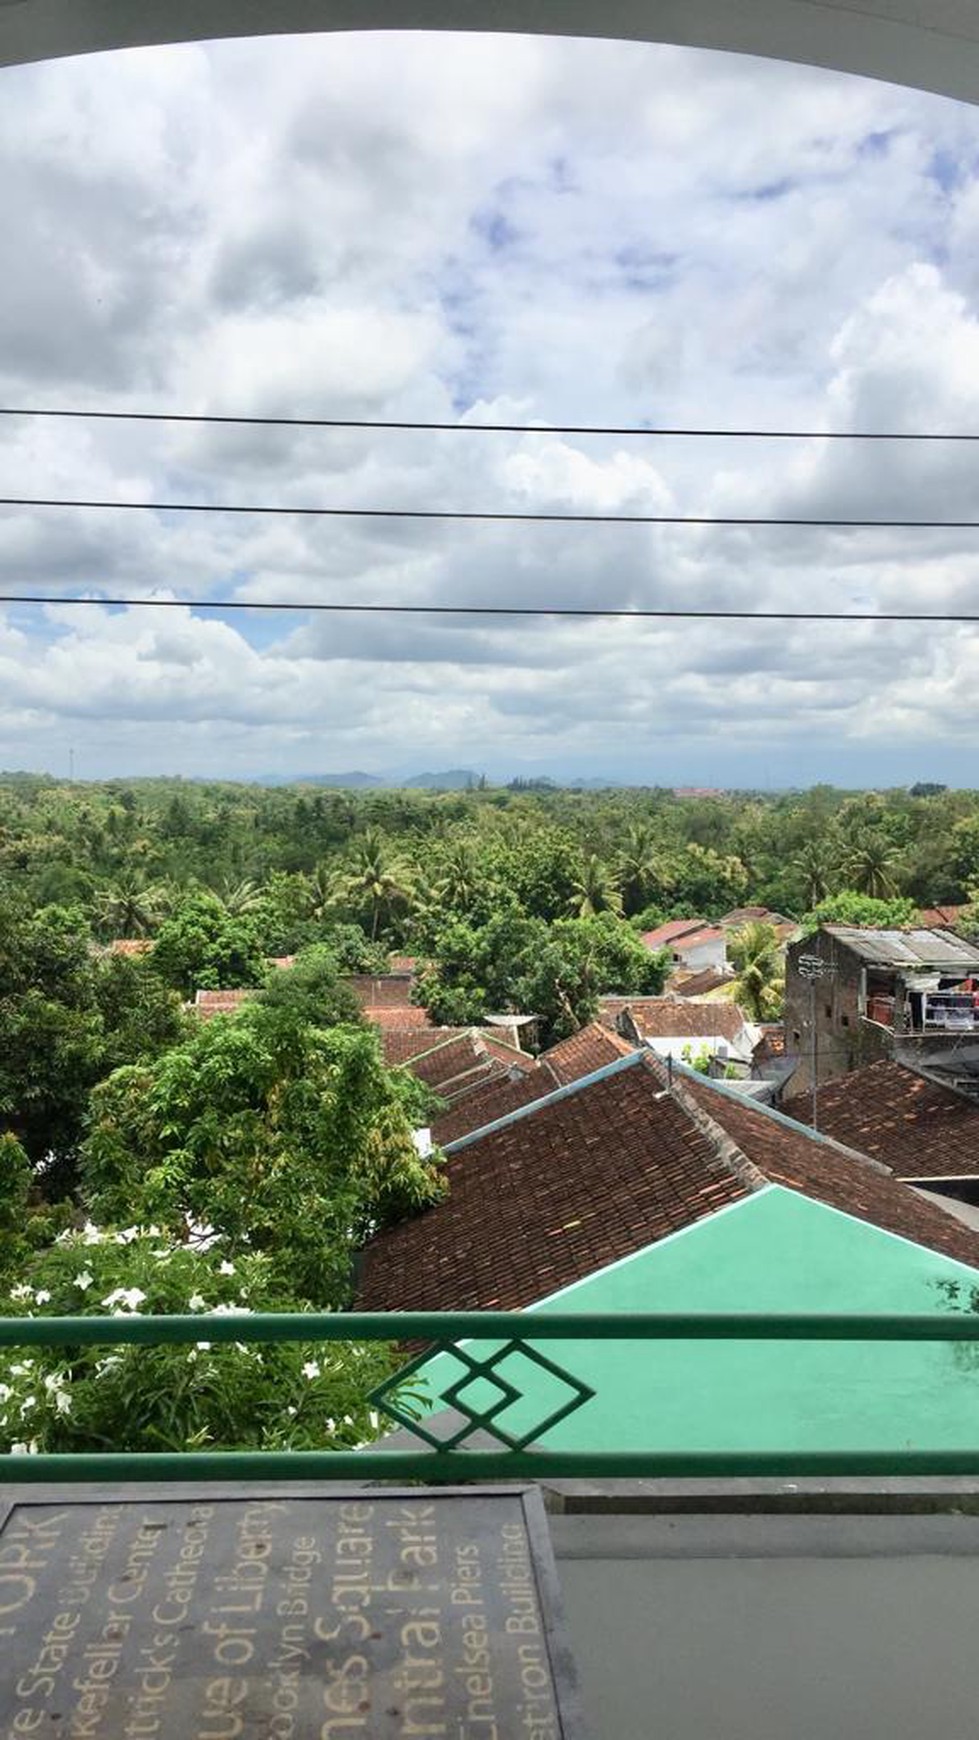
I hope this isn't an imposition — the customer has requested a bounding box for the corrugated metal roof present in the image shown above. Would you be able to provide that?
[824,926,979,967]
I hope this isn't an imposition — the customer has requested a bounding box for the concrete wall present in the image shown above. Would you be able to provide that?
[10,0,979,110]
[784,932,891,1093]
[551,1511,979,1740]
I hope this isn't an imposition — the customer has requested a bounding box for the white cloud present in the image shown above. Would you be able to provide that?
[1,32,979,779]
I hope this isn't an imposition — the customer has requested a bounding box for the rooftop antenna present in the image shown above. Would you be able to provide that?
[796,951,836,1131]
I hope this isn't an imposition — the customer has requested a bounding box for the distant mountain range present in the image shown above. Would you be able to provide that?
[258,769,626,790]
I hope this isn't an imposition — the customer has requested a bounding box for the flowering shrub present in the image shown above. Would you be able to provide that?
[0,1224,406,1455]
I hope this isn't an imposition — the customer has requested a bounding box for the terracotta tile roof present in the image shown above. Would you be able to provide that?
[424,1022,637,1145]
[781,1061,979,1180]
[357,1058,750,1313]
[357,1053,979,1314]
[674,925,726,949]
[432,1070,551,1145]
[345,973,417,1009]
[380,1028,472,1067]
[753,1024,786,1059]
[917,905,971,930]
[108,938,155,957]
[669,968,734,998]
[364,1004,432,1030]
[192,988,256,1018]
[683,1074,979,1267]
[268,954,296,970]
[541,1024,637,1085]
[640,918,709,949]
[406,1035,508,1100]
[388,954,418,973]
[612,996,748,1044]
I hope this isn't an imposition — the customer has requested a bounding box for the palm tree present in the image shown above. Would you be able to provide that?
[617,824,668,915]
[305,862,339,923]
[724,921,784,1022]
[436,839,483,912]
[337,828,417,940]
[217,876,267,916]
[791,839,840,909]
[567,854,623,919]
[94,871,166,939]
[844,832,904,900]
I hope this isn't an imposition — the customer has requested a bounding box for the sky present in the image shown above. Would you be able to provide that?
[4,32,979,785]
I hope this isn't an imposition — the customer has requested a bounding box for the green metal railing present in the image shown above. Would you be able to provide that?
[3,1310,979,1483]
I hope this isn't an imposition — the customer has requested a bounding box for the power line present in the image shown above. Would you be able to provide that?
[8,596,979,621]
[3,406,979,440]
[2,495,979,528]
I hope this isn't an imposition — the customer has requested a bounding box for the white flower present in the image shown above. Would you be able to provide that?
[151,1249,171,1261]
[187,1294,207,1312]
[302,1361,321,1381]
[195,1341,211,1352]
[218,1260,235,1276]
[9,1284,33,1302]
[325,1417,336,1433]
[146,1226,161,1238]
[19,1396,36,1415]
[101,1288,146,1312]
[74,1270,94,1292]
[369,1410,380,1432]
[95,1356,122,1377]
[54,1390,72,1416]
[43,1373,65,1395]
[209,1303,250,1316]
[0,1385,10,1403]
[186,1350,198,1364]
[114,1227,140,1246]
[9,1362,32,1377]
[10,1441,38,1455]
[81,1222,103,1245]
[286,1405,297,1417]
[34,1291,51,1306]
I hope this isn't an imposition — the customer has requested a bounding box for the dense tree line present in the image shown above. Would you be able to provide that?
[2,771,978,1455]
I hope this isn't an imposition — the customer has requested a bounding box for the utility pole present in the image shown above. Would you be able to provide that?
[796,951,835,1132]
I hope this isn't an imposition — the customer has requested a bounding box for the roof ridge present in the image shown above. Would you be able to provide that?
[639,1054,769,1194]
[442,1048,645,1153]
[674,1059,895,1177]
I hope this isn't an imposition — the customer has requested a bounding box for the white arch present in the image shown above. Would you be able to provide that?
[3,0,979,106]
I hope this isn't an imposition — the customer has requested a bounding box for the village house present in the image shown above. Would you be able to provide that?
[640,916,728,975]
[600,992,759,1074]
[357,1051,979,1462]
[784,925,979,1095]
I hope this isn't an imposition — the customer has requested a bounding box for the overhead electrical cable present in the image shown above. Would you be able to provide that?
[0,495,977,528]
[5,596,979,622]
[2,406,979,440]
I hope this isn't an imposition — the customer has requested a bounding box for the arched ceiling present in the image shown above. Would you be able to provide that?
[3,0,979,106]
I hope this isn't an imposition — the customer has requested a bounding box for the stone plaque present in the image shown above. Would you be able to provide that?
[0,1486,583,1740]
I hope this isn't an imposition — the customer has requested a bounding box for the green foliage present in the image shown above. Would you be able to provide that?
[0,1227,405,1454]
[0,1133,31,1281]
[152,891,270,995]
[670,843,749,917]
[518,915,669,1043]
[81,1010,444,1303]
[680,1043,713,1075]
[803,891,918,932]
[416,909,668,1043]
[725,921,784,1021]
[91,952,188,1075]
[257,946,364,1029]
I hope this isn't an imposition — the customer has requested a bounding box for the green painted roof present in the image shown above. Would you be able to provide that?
[421,1187,979,1454]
